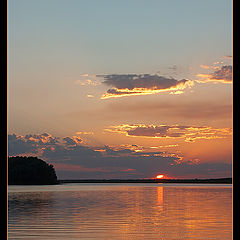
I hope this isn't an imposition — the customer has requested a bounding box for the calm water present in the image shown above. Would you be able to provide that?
[8,183,232,240]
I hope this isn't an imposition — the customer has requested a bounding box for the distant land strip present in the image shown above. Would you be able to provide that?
[59,178,232,184]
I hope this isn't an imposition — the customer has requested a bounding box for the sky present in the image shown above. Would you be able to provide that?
[8,0,232,179]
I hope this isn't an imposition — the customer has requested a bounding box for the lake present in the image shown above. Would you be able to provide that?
[8,183,232,240]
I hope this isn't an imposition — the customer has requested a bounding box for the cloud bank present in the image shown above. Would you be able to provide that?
[8,133,232,179]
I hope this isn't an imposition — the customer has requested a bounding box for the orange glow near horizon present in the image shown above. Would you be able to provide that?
[156,174,164,179]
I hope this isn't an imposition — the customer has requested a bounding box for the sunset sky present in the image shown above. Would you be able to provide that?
[8,0,232,179]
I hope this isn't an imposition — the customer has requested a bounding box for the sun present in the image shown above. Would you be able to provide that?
[156,174,164,179]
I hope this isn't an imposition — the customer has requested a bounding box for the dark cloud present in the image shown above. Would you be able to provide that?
[198,65,232,83]
[127,125,173,137]
[8,133,61,155]
[211,65,232,82]
[63,137,78,146]
[8,134,38,155]
[8,133,60,156]
[168,161,232,179]
[8,133,232,179]
[101,74,188,90]
[106,88,140,96]
[42,144,101,161]
[54,153,231,179]
[98,74,192,98]
[104,145,134,156]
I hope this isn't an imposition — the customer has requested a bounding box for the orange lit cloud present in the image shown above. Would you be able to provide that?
[169,90,184,95]
[24,133,57,144]
[200,64,210,69]
[98,74,193,99]
[105,124,232,143]
[76,131,94,135]
[197,65,232,83]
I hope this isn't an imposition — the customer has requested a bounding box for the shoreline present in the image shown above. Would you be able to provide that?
[58,177,232,184]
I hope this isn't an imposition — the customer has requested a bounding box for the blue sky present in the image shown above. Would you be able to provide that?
[9,0,232,75]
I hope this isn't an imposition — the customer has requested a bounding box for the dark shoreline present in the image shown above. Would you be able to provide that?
[59,177,232,184]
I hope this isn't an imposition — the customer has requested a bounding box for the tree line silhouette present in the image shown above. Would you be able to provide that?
[8,156,58,185]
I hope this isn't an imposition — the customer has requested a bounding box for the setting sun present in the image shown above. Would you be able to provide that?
[156,174,164,179]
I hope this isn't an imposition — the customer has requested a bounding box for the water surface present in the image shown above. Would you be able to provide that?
[8,183,232,240]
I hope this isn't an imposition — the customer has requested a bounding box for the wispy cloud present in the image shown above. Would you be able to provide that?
[75,74,101,86]
[75,79,101,86]
[223,55,232,59]
[98,74,193,99]
[105,124,232,143]
[200,64,210,69]
[76,131,94,135]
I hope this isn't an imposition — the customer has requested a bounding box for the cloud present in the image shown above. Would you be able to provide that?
[48,145,231,179]
[75,79,100,86]
[98,74,193,99]
[24,133,59,145]
[8,134,38,155]
[104,145,135,156]
[8,133,59,155]
[105,124,232,143]
[200,64,210,69]
[33,137,182,178]
[72,136,83,144]
[75,74,101,86]
[76,131,94,135]
[197,65,232,83]
[8,133,84,156]
[169,90,184,95]
[166,161,232,179]
[42,144,101,162]
[8,133,232,179]
[63,136,83,145]
[63,137,77,145]
[210,65,232,81]
[223,55,232,59]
